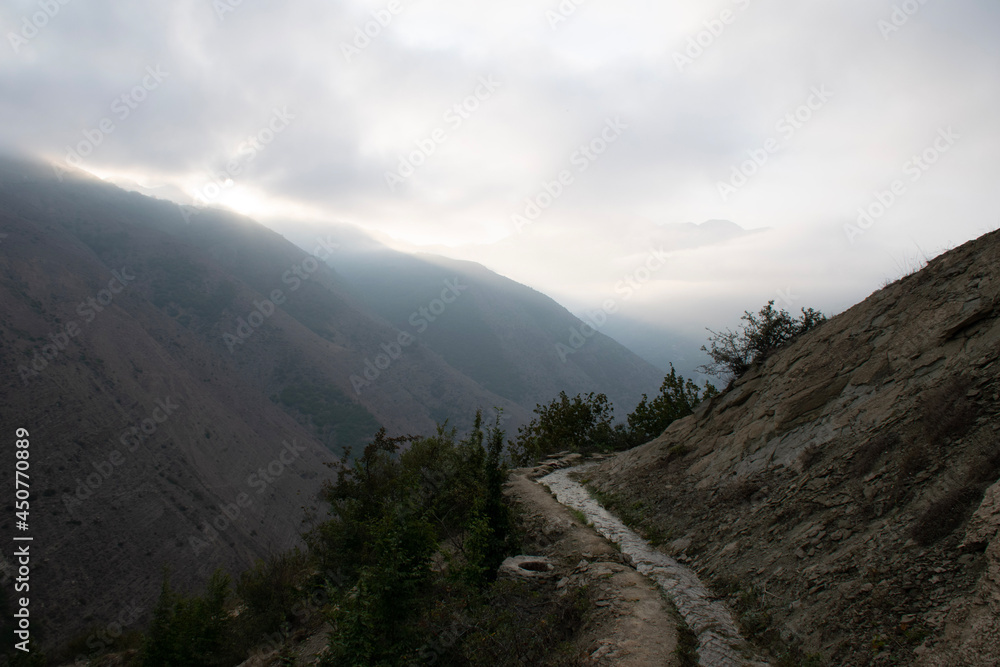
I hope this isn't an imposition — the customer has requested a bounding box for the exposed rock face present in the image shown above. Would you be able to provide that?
[588,230,1000,664]
[917,478,1000,666]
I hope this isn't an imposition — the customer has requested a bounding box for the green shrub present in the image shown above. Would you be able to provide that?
[308,413,517,665]
[628,365,717,444]
[456,580,588,667]
[700,300,825,380]
[508,392,618,465]
[139,569,235,667]
[231,549,310,650]
[851,431,901,477]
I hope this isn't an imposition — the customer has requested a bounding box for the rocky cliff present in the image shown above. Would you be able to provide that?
[588,229,1000,664]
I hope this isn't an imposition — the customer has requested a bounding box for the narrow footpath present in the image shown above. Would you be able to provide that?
[520,455,763,667]
[506,470,683,665]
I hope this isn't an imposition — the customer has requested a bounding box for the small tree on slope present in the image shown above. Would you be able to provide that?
[699,300,825,382]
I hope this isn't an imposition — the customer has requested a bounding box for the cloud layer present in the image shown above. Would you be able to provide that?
[2,0,998,335]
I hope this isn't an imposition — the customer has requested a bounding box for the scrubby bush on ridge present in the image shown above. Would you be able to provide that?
[509,367,718,466]
[699,300,826,381]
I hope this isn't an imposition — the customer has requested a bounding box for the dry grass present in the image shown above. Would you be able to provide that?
[721,478,761,504]
[910,487,982,546]
[886,441,930,506]
[963,434,1000,487]
[919,375,979,447]
[851,431,901,477]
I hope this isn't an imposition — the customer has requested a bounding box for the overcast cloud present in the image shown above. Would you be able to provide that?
[2,0,998,339]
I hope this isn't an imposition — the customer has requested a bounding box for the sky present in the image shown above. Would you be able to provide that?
[2,0,999,342]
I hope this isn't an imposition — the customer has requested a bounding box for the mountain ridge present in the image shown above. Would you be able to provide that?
[0,155,665,648]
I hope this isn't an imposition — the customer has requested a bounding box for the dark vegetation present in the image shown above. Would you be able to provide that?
[850,431,901,478]
[15,298,891,666]
[149,257,239,323]
[19,360,717,665]
[700,300,826,381]
[509,366,717,465]
[31,410,599,666]
[918,374,979,447]
[508,391,618,465]
[628,365,718,443]
[710,575,824,667]
[907,373,994,546]
[276,381,382,457]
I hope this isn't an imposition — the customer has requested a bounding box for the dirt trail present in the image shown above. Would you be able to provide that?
[506,471,682,665]
[539,465,755,667]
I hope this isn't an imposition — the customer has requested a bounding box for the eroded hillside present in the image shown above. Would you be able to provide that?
[0,157,659,651]
[588,229,1000,664]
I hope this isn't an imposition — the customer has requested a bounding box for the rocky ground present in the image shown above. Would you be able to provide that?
[506,461,683,666]
[586,230,1000,665]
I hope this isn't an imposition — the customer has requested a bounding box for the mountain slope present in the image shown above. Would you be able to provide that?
[293,231,664,415]
[587,229,1000,664]
[0,159,525,648]
[0,155,666,650]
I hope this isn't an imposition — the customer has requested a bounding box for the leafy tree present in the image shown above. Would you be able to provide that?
[231,548,310,649]
[476,413,514,581]
[308,415,516,665]
[700,300,825,381]
[139,569,234,667]
[125,411,530,666]
[508,391,617,465]
[628,365,718,443]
